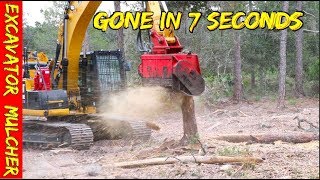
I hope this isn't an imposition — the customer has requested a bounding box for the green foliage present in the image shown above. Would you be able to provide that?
[306,58,319,81]
[166,1,212,15]
[23,1,66,58]
[217,146,251,156]
[87,20,118,51]
[188,133,200,144]
[288,97,297,106]
[201,74,234,104]
[41,1,66,25]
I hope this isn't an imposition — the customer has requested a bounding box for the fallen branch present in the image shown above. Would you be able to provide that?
[208,122,224,131]
[231,164,245,177]
[197,139,207,155]
[303,29,319,33]
[238,110,249,117]
[213,133,319,144]
[212,109,225,114]
[114,155,263,168]
[294,116,319,133]
[199,109,224,118]
[301,10,317,18]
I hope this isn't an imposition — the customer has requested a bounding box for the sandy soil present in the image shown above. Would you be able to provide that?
[23,97,319,179]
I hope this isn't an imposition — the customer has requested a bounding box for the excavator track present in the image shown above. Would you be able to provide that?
[58,123,93,150]
[23,116,152,150]
[23,121,93,150]
[127,121,152,141]
[86,115,152,141]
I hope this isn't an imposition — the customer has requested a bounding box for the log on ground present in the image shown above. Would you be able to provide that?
[114,155,263,168]
[213,133,319,144]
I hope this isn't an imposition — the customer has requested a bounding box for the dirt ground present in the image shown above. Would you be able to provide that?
[23,97,319,179]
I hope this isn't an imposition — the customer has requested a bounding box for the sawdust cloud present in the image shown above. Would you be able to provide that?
[90,86,202,139]
[92,86,182,139]
[98,86,183,120]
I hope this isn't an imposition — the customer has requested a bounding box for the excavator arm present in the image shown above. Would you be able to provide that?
[52,1,102,93]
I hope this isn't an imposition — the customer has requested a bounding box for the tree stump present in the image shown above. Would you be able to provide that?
[180,95,198,145]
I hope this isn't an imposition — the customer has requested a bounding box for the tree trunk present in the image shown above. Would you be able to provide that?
[258,65,266,94]
[251,64,255,89]
[114,1,125,58]
[114,1,127,87]
[180,95,198,144]
[81,30,90,54]
[249,1,255,90]
[233,30,243,101]
[178,3,188,45]
[294,1,305,98]
[277,1,289,109]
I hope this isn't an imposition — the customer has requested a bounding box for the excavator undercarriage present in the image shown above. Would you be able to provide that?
[23,115,151,150]
[23,120,94,150]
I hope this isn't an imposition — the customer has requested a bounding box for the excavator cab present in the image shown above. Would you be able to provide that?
[78,50,127,111]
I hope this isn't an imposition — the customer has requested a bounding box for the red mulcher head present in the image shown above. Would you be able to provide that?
[138,29,205,96]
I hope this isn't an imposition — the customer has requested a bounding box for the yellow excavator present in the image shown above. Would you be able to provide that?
[23,1,205,150]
